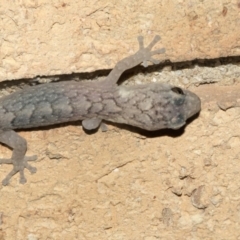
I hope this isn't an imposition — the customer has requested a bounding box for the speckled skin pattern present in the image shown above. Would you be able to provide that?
[0,36,201,185]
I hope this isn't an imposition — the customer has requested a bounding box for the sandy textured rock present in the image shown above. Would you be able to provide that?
[0,0,240,81]
[0,1,240,239]
[0,81,240,239]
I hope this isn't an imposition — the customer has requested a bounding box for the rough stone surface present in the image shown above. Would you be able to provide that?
[1,1,240,239]
[0,79,240,239]
[0,0,240,81]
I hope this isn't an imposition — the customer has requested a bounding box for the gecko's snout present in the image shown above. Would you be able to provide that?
[184,91,201,119]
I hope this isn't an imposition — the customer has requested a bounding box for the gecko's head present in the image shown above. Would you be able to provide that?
[117,83,200,131]
[140,83,201,130]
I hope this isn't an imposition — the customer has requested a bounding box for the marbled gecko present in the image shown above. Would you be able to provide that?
[0,35,201,185]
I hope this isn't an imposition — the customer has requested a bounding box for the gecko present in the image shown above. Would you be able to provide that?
[0,35,201,185]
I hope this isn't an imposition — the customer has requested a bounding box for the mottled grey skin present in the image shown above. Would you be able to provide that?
[0,35,201,185]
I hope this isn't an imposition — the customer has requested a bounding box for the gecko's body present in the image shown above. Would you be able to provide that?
[0,36,201,185]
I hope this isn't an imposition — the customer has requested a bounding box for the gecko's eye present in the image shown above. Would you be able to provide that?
[171,87,184,95]
[171,87,185,106]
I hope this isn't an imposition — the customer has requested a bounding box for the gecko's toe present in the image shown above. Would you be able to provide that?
[2,168,18,186]
[19,170,27,184]
[154,35,161,41]
[25,155,38,162]
[0,158,13,164]
[152,48,166,55]
[137,36,144,49]
[25,163,37,174]
[19,178,27,184]
[149,57,160,65]
[24,155,38,173]
[142,60,149,68]
[2,178,9,186]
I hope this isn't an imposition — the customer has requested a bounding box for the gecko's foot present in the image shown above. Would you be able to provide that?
[0,155,38,186]
[137,35,166,67]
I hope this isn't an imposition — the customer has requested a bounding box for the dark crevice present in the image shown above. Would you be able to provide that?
[0,55,239,92]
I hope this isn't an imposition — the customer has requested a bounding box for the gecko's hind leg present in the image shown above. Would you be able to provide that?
[0,155,37,186]
[0,130,38,185]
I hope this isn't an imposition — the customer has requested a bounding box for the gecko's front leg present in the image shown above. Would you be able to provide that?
[0,130,37,185]
[103,35,166,85]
